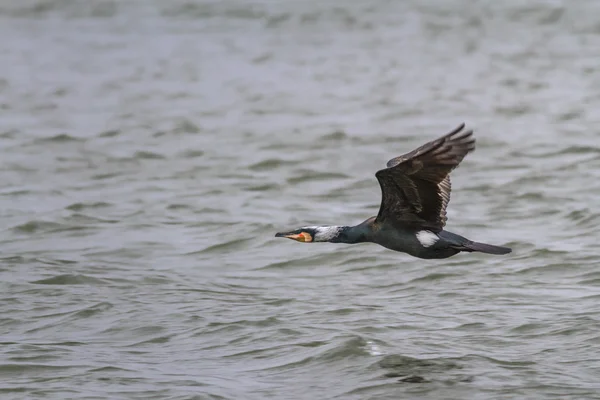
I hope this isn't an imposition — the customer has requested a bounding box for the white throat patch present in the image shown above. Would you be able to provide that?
[304,226,342,242]
[416,230,439,247]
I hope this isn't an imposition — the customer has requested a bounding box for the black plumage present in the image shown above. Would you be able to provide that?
[275,124,511,259]
[374,123,473,231]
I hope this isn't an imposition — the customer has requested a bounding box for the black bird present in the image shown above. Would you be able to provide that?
[275,124,511,259]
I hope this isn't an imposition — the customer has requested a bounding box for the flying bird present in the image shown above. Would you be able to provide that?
[275,124,511,259]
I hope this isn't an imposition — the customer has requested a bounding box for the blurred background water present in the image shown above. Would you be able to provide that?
[1,0,600,399]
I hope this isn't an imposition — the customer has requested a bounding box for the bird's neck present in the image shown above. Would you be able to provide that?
[325,224,369,244]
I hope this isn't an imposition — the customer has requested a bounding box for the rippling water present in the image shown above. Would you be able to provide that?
[2,1,600,399]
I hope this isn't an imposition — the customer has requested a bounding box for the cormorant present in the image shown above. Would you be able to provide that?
[275,124,511,259]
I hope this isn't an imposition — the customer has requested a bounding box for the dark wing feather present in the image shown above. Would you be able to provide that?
[374,123,475,231]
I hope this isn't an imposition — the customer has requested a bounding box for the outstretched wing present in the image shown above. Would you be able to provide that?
[374,123,475,231]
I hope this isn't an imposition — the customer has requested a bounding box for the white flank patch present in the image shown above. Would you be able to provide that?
[304,226,342,242]
[416,230,439,247]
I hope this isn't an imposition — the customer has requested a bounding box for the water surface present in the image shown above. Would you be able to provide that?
[1,1,600,399]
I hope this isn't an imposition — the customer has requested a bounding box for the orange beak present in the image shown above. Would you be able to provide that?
[275,231,313,242]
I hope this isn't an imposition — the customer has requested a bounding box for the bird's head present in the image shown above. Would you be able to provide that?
[275,226,343,243]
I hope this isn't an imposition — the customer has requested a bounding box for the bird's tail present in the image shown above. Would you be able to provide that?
[463,241,512,255]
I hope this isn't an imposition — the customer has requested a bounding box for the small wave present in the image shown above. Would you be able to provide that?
[25,302,113,334]
[13,257,77,266]
[243,335,373,373]
[251,52,272,64]
[365,340,384,356]
[287,172,350,185]
[70,302,113,319]
[0,188,32,196]
[33,134,83,144]
[91,172,122,180]
[166,203,193,210]
[65,213,119,224]
[512,262,578,276]
[555,110,584,121]
[454,322,487,331]
[257,252,337,270]
[0,1,117,18]
[373,353,474,385]
[88,366,136,373]
[314,336,373,362]
[248,158,297,172]
[565,208,600,227]
[124,334,174,347]
[193,238,253,255]
[0,129,18,139]
[237,316,281,329]
[194,207,224,214]
[256,259,298,270]
[161,2,267,20]
[30,274,107,286]
[97,130,120,138]
[382,373,428,383]
[244,183,280,192]
[11,220,68,234]
[462,354,536,367]
[259,142,292,151]
[172,119,201,134]
[179,149,205,158]
[509,322,546,334]
[0,363,82,375]
[65,202,112,211]
[409,272,462,283]
[322,307,359,316]
[337,256,380,266]
[494,103,534,116]
[509,248,569,261]
[378,354,462,373]
[578,278,600,286]
[133,151,165,160]
[320,130,348,141]
[531,146,600,158]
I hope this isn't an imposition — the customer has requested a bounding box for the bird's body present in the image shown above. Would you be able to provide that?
[275,124,511,259]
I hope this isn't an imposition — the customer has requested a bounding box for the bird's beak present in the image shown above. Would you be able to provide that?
[275,231,313,242]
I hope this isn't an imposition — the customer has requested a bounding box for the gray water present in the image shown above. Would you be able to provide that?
[1,0,600,399]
